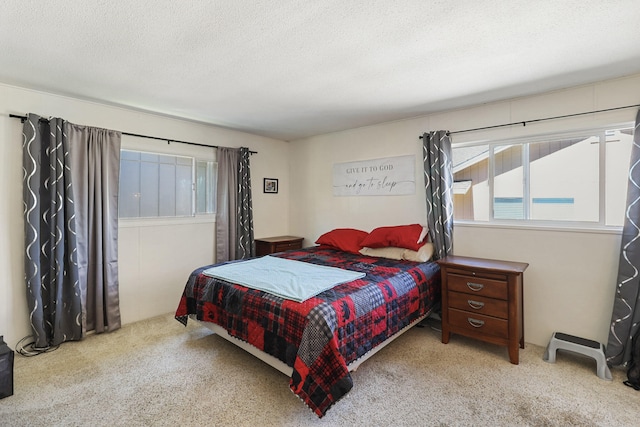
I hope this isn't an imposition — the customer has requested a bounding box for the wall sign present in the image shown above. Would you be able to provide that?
[333,155,416,196]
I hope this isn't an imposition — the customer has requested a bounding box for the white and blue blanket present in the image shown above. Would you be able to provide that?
[202,255,365,302]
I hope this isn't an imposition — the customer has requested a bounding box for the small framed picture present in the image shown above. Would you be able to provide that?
[263,178,278,194]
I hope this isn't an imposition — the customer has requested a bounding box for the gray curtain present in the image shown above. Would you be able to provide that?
[67,123,122,334]
[606,109,640,366]
[216,147,255,262]
[422,130,454,260]
[22,114,83,348]
[22,115,122,350]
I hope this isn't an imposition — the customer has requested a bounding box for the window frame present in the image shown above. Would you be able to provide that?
[452,123,633,231]
[118,146,217,226]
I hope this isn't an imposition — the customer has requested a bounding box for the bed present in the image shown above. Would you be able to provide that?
[175,240,441,417]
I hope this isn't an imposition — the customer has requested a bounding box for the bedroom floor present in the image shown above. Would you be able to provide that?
[1,313,637,426]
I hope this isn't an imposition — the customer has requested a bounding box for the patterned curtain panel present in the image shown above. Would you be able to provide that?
[236,147,255,259]
[422,130,454,260]
[22,114,83,348]
[606,109,640,366]
[67,123,122,334]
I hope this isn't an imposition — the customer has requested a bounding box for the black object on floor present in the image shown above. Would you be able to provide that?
[0,335,14,399]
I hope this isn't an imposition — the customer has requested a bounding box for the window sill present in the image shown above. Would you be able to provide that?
[454,220,623,235]
[119,215,216,228]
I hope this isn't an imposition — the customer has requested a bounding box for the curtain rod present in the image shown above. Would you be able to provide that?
[419,103,640,138]
[9,114,257,154]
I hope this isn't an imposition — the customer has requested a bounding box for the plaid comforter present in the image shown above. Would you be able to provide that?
[175,246,441,417]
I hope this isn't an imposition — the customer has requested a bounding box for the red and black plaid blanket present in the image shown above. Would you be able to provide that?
[175,246,440,417]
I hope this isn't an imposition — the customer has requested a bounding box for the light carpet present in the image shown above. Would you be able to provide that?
[1,314,638,426]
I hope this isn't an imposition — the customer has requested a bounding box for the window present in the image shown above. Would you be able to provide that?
[196,160,217,214]
[452,126,633,227]
[119,150,217,218]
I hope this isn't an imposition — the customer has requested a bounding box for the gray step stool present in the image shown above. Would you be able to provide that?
[543,332,612,381]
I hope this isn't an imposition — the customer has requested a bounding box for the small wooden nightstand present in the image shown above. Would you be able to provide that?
[438,255,528,364]
[255,236,304,256]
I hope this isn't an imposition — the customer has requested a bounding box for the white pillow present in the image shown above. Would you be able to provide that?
[359,246,405,260]
[418,226,428,244]
[402,243,434,263]
[360,243,434,263]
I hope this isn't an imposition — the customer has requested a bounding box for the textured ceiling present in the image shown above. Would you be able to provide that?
[2,1,640,141]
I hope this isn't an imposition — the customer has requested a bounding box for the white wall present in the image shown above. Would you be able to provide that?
[0,83,290,347]
[3,74,639,351]
[289,73,640,347]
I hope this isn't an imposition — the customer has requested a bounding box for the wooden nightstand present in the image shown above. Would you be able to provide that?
[255,236,304,256]
[438,255,528,364]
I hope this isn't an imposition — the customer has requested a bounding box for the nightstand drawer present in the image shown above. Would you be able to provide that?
[255,236,304,256]
[448,308,508,339]
[274,241,302,252]
[448,273,508,300]
[448,291,509,319]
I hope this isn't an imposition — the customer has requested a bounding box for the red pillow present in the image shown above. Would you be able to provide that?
[315,228,368,254]
[360,224,426,251]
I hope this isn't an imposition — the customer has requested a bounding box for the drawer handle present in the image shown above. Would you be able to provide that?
[467,299,485,310]
[467,282,484,292]
[468,317,485,328]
